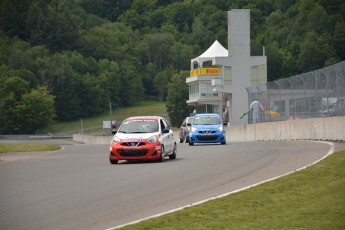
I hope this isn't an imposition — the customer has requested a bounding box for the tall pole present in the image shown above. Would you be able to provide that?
[80,118,83,134]
[109,102,112,135]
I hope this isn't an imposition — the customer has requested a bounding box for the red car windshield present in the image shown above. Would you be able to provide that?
[118,120,159,133]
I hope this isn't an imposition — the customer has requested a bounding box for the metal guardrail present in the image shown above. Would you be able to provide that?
[247,61,345,123]
[0,125,104,140]
[0,134,71,140]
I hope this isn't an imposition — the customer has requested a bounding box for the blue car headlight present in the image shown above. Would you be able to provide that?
[217,126,224,132]
[191,127,198,133]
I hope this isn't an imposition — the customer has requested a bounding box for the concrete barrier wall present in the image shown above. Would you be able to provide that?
[73,116,345,144]
[73,134,112,144]
[227,116,345,142]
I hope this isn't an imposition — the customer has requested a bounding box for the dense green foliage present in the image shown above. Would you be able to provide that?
[0,76,55,134]
[166,71,193,126]
[0,0,344,133]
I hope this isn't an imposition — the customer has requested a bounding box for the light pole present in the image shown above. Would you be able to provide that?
[109,102,112,135]
[80,118,83,134]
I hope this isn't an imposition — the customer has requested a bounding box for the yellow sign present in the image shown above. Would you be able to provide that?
[190,68,221,77]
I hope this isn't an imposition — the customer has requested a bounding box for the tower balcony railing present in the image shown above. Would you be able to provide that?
[189,92,219,100]
[211,78,233,93]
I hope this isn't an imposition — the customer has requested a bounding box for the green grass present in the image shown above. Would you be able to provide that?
[0,143,61,153]
[119,150,345,230]
[49,100,167,134]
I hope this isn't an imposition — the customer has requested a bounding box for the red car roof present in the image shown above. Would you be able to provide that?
[124,116,161,121]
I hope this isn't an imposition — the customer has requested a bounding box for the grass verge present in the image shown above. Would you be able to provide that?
[49,100,167,134]
[119,150,345,230]
[0,143,61,153]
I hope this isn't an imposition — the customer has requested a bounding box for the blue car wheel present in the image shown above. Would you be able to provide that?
[189,137,194,145]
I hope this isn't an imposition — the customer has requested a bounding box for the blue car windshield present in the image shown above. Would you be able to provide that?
[193,116,221,125]
[118,120,159,133]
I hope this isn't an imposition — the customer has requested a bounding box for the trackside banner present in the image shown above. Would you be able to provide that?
[190,68,221,77]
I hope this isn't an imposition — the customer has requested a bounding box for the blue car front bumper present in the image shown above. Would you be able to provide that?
[189,130,226,144]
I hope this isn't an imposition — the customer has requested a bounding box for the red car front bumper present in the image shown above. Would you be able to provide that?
[109,141,162,161]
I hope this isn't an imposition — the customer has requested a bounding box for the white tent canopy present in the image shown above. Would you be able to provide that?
[191,40,228,68]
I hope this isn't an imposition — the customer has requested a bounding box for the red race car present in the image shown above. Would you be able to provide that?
[109,116,176,164]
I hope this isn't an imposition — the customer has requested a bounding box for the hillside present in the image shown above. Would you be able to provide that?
[49,100,168,134]
[0,0,344,134]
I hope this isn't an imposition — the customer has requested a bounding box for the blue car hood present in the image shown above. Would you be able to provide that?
[192,124,221,130]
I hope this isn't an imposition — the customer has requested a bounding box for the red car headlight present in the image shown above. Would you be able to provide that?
[111,136,120,144]
[147,135,159,143]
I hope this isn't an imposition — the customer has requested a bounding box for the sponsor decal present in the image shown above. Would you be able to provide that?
[190,68,220,77]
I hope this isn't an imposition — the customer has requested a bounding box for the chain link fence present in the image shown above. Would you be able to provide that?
[247,61,345,123]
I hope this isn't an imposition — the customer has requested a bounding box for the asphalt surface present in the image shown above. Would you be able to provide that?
[0,139,343,230]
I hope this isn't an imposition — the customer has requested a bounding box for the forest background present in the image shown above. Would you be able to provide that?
[0,0,344,134]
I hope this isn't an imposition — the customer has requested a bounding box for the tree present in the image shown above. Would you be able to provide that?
[99,59,121,106]
[0,83,55,134]
[190,16,214,49]
[266,42,284,81]
[306,3,332,34]
[79,22,135,61]
[165,2,193,32]
[149,8,167,28]
[0,77,29,101]
[142,62,157,95]
[13,87,55,134]
[298,32,325,72]
[0,0,33,39]
[118,9,144,29]
[132,0,157,15]
[171,42,194,71]
[334,21,345,60]
[54,74,82,121]
[206,9,227,45]
[78,73,107,117]
[37,52,74,95]
[154,66,175,101]
[26,0,79,51]
[166,71,192,127]
[142,33,174,71]
[0,95,17,134]
[0,77,29,134]
[118,60,144,106]
[7,39,32,70]
[0,0,344,125]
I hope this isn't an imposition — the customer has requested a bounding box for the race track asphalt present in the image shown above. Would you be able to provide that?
[0,139,343,230]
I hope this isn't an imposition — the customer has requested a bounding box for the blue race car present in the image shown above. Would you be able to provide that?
[188,113,226,145]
